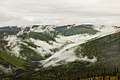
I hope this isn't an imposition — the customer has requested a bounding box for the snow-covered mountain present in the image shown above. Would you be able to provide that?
[0,24,120,79]
[1,24,119,66]
[3,24,96,60]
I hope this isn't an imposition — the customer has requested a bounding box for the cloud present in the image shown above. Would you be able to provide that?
[0,0,120,25]
[0,12,35,26]
[0,12,15,22]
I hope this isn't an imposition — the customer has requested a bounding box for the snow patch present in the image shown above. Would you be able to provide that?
[41,25,119,67]
[11,45,21,57]
[30,25,55,33]
[78,56,97,63]
[5,35,21,57]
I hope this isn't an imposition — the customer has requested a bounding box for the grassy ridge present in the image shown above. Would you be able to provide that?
[0,51,25,69]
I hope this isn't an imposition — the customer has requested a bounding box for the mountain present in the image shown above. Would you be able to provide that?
[15,29,120,80]
[0,24,120,80]
[2,24,98,62]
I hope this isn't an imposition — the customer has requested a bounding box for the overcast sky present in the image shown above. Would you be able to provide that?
[0,0,120,26]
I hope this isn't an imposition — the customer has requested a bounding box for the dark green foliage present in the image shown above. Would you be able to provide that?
[17,32,29,39]
[23,41,37,48]
[74,32,120,73]
[50,48,59,53]
[44,54,52,59]
[14,61,120,80]
[32,25,40,28]
[24,27,30,32]
[20,44,43,61]
[0,40,8,50]
[0,51,25,68]
[24,59,39,72]
[29,32,55,43]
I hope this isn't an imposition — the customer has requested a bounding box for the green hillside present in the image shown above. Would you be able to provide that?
[76,32,120,68]
[0,39,25,69]
[0,51,25,69]
[53,26,98,36]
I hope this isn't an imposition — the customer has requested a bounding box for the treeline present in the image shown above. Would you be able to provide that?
[13,66,120,80]
[82,76,119,80]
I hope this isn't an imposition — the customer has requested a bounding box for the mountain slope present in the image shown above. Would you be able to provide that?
[0,50,26,79]
[77,32,120,68]
[0,24,98,79]
[14,31,120,80]
[0,51,25,69]
[3,24,98,62]
[0,24,120,80]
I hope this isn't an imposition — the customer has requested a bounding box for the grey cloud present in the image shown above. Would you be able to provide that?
[0,12,16,22]
[0,0,120,25]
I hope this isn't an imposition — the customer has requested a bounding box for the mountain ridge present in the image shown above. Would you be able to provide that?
[0,24,120,79]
